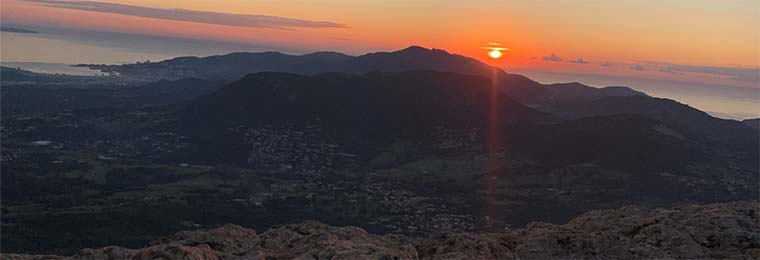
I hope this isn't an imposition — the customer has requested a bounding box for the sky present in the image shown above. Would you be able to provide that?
[1,0,759,118]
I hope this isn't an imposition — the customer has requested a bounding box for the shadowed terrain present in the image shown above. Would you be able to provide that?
[2,47,757,256]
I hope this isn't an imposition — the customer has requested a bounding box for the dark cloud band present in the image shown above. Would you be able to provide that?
[25,0,348,29]
[542,53,562,62]
[658,63,758,82]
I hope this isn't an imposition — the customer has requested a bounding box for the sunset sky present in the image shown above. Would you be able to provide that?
[1,0,758,117]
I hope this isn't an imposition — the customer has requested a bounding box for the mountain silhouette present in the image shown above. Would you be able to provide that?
[79,46,642,105]
[81,46,758,167]
[182,70,546,131]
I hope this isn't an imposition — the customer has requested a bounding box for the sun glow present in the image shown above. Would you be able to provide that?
[483,43,508,60]
[488,49,503,59]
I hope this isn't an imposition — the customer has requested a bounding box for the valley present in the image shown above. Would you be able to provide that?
[1,47,757,257]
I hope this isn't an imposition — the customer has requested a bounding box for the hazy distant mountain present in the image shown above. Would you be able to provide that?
[78,46,498,81]
[0,66,117,84]
[1,66,46,81]
[295,46,557,104]
[44,46,760,155]
[78,46,643,106]
[542,82,646,105]
[0,26,38,34]
[76,51,353,81]
[73,46,759,176]
[78,46,547,102]
[600,86,648,96]
[0,62,100,76]
[293,46,498,76]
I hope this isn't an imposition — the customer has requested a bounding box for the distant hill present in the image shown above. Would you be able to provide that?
[743,118,759,129]
[1,66,46,81]
[542,82,646,105]
[78,46,642,107]
[0,66,121,84]
[600,86,648,96]
[556,95,756,147]
[133,78,226,104]
[79,46,757,159]
[182,70,547,133]
[4,48,757,256]
[76,51,353,81]
[1,75,224,116]
[515,114,703,169]
[175,70,756,173]
[170,70,550,163]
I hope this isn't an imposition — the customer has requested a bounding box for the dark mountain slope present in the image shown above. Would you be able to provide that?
[541,82,646,105]
[1,66,43,81]
[169,70,757,190]
[129,78,226,105]
[169,71,547,163]
[514,114,707,171]
[743,118,759,129]
[558,95,757,148]
[0,66,95,83]
[1,77,224,117]
[182,70,546,133]
[600,85,647,96]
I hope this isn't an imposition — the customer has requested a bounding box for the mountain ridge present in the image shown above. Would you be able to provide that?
[75,46,641,106]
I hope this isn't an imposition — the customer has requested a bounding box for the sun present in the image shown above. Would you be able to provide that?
[483,43,508,59]
[488,49,503,59]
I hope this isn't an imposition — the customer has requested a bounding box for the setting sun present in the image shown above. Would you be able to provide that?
[483,43,508,59]
[488,49,503,59]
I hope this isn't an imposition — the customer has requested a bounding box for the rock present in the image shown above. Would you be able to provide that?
[420,200,760,259]
[505,200,757,259]
[71,246,135,260]
[416,233,516,259]
[257,220,418,260]
[5,201,758,259]
[0,254,67,260]
[70,244,219,260]
[151,224,259,259]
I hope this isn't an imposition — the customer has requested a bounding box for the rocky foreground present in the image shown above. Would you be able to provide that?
[4,200,758,260]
